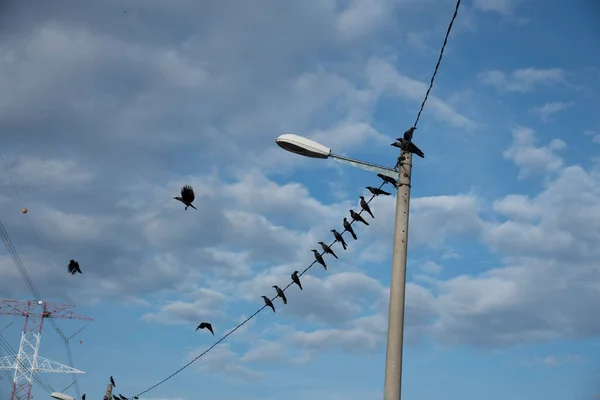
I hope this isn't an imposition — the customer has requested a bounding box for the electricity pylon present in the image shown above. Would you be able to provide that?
[0,299,93,400]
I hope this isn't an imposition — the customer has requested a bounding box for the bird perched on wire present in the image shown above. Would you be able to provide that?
[343,218,357,240]
[331,229,347,249]
[196,322,214,335]
[110,376,116,387]
[173,185,198,210]
[273,285,287,304]
[400,127,416,142]
[350,209,369,226]
[67,260,82,275]
[366,186,391,196]
[318,241,338,259]
[262,296,276,312]
[291,271,303,290]
[377,173,398,188]
[311,249,327,270]
[391,139,425,158]
[359,196,374,218]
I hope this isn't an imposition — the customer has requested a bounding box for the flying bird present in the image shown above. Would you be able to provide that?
[273,285,287,304]
[196,322,214,335]
[399,127,416,142]
[343,218,357,240]
[377,173,398,188]
[391,139,425,158]
[331,229,347,250]
[311,249,327,270]
[262,296,276,312]
[318,241,338,259]
[291,271,303,290]
[67,259,82,275]
[110,376,116,387]
[359,196,374,218]
[366,186,391,196]
[173,185,198,210]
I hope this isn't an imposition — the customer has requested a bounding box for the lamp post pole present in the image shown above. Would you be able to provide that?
[274,134,416,400]
[383,150,412,400]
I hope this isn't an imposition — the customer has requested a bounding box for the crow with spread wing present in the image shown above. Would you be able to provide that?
[196,322,214,335]
[173,185,198,210]
[68,259,82,275]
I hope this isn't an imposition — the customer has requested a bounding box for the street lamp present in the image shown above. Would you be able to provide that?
[50,392,74,400]
[275,133,413,400]
[275,134,398,179]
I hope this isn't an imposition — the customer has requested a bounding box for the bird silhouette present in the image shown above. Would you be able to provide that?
[173,185,198,210]
[273,285,287,304]
[399,127,416,142]
[291,271,303,290]
[68,259,82,275]
[110,376,116,387]
[262,296,276,312]
[318,241,338,259]
[119,395,128,400]
[311,249,327,270]
[350,209,369,226]
[82,395,86,400]
[359,196,374,218]
[331,229,347,249]
[391,139,425,158]
[113,395,119,400]
[377,173,398,188]
[343,218,357,240]
[196,322,214,335]
[366,186,391,196]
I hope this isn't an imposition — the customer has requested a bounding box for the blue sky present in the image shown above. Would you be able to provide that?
[0,0,599,399]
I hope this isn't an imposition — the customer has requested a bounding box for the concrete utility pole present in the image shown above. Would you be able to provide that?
[274,132,422,400]
[103,383,113,400]
[383,149,413,400]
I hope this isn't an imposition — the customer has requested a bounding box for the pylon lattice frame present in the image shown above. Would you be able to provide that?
[0,299,93,400]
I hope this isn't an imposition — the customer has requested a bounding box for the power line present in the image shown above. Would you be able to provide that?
[129,0,463,394]
[129,181,388,399]
[0,152,84,398]
[413,0,462,130]
[0,333,53,394]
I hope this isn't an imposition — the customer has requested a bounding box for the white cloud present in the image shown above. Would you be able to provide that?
[530,101,574,122]
[524,354,583,367]
[478,68,566,92]
[366,58,478,129]
[472,0,521,16]
[584,130,600,144]
[185,344,263,381]
[1,155,95,187]
[336,0,391,40]
[141,288,229,326]
[420,260,443,275]
[503,126,566,179]
[427,129,600,347]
